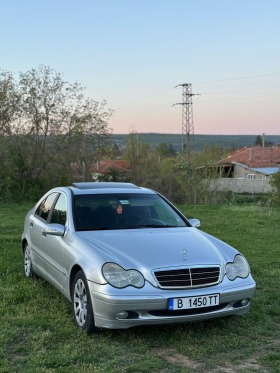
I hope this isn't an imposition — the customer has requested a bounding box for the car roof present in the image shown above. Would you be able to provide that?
[69,182,155,195]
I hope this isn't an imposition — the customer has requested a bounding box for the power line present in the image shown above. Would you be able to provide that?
[195,92,280,104]
[114,87,174,111]
[194,72,280,85]
[112,73,280,113]
[110,72,280,133]
[201,84,280,96]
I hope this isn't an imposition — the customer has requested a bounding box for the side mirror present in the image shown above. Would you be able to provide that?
[44,223,65,237]
[188,218,201,228]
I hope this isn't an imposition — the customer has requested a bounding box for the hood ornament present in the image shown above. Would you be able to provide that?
[181,249,188,260]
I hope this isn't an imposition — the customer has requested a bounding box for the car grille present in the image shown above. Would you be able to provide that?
[153,267,220,289]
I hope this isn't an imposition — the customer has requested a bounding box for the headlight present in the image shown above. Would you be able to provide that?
[226,254,250,281]
[102,263,145,288]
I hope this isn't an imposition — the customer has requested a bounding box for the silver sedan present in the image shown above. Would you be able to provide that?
[22,182,256,332]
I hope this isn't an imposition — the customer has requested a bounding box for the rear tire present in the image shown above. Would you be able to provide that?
[23,243,36,278]
[72,270,100,333]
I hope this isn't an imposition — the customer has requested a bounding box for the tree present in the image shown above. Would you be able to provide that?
[192,146,225,167]
[255,135,263,147]
[0,65,112,200]
[157,158,185,203]
[156,143,177,158]
[254,134,273,147]
[173,155,211,204]
[123,133,215,204]
[123,132,160,188]
[269,171,280,205]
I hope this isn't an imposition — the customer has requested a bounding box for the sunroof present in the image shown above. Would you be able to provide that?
[72,182,139,190]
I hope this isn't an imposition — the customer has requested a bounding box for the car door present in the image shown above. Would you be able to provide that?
[41,193,68,292]
[29,192,59,276]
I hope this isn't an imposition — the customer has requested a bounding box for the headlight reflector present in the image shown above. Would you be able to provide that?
[226,255,250,281]
[102,263,145,288]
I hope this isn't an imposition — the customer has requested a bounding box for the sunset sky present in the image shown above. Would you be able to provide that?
[1,0,279,135]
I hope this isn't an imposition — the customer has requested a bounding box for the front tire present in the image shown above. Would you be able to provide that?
[72,270,99,333]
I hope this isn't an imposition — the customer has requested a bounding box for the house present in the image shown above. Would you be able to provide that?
[218,146,280,180]
[92,160,131,181]
[210,146,280,194]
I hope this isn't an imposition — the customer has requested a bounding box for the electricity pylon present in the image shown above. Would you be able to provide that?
[173,83,198,162]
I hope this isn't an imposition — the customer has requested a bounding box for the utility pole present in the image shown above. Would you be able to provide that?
[173,83,199,162]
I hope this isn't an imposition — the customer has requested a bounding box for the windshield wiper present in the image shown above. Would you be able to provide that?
[134,224,167,228]
[77,226,111,231]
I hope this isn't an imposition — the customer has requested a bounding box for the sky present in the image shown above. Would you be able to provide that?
[1,0,280,135]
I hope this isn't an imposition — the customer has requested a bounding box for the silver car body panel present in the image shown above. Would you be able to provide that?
[89,279,256,329]
[22,184,256,329]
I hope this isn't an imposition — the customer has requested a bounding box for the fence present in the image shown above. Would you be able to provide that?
[208,178,272,194]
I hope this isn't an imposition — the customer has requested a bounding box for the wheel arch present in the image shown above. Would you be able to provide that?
[69,265,83,297]
[22,238,28,254]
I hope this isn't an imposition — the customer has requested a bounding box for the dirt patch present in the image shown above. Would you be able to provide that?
[152,348,201,370]
[152,346,273,372]
[212,359,269,373]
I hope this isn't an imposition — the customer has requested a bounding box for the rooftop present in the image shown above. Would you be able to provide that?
[218,146,280,168]
[92,160,131,174]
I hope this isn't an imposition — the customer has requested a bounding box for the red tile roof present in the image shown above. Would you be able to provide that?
[218,146,280,168]
[92,160,131,174]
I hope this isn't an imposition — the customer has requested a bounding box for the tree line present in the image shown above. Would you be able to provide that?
[98,132,230,204]
[1,65,279,205]
[0,65,226,203]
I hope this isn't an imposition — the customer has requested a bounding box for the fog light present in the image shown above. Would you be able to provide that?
[241,299,249,306]
[116,311,128,319]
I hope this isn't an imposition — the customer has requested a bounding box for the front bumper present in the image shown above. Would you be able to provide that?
[88,277,256,329]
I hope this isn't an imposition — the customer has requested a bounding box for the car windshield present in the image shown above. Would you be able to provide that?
[74,193,188,231]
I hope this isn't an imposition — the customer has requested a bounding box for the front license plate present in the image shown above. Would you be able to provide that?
[168,294,220,310]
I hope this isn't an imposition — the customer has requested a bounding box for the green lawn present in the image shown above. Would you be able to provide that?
[0,202,279,373]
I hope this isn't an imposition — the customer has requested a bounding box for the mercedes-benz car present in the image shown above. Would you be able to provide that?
[21,182,256,332]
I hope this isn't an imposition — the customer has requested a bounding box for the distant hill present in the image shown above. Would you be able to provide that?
[111,133,280,153]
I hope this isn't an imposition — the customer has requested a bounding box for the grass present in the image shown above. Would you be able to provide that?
[0,201,280,373]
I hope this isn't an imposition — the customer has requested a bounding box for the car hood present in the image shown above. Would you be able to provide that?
[76,227,237,274]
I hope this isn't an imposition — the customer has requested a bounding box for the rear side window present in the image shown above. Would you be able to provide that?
[35,193,59,222]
